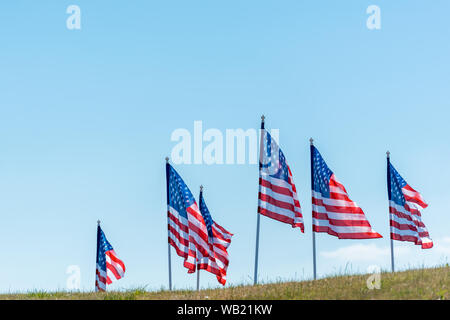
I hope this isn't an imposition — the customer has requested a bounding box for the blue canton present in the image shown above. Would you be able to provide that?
[311,146,333,197]
[96,226,113,272]
[199,192,214,239]
[388,163,407,206]
[167,164,196,219]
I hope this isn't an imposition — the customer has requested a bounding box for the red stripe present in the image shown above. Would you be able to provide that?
[107,250,125,273]
[259,192,297,212]
[186,207,210,243]
[106,263,121,280]
[403,185,428,208]
[168,238,189,258]
[168,224,190,247]
[212,227,232,243]
[390,231,430,243]
[260,179,301,208]
[421,242,433,249]
[198,263,226,285]
[168,211,189,233]
[184,251,196,273]
[390,233,422,245]
[329,175,348,193]
[96,269,107,285]
[95,281,105,292]
[186,226,210,258]
[214,223,233,237]
[327,191,352,202]
[258,207,304,231]
[312,197,364,214]
[390,220,419,232]
[313,225,382,239]
[389,206,417,223]
[313,211,372,227]
[259,178,294,197]
[403,202,422,217]
[390,221,429,238]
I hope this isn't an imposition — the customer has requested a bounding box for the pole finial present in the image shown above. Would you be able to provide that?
[97,220,101,226]
[200,185,203,191]
[386,151,390,158]
[165,156,169,163]
[309,138,314,145]
[261,115,265,122]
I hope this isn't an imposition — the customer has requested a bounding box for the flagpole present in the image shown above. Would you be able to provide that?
[254,115,265,285]
[310,138,317,280]
[387,151,395,273]
[197,185,203,291]
[95,220,100,292]
[165,156,173,291]
[196,260,200,291]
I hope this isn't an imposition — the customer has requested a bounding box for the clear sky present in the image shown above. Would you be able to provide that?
[0,1,449,292]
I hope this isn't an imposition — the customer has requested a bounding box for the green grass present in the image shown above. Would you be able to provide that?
[1,266,448,300]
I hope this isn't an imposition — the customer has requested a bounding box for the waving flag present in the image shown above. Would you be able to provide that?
[95,224,126,292]
[197,187,233,285]
[258,126,304,232]
[311,145,382,239]
[166,163,210,273]
[387,159,432,249]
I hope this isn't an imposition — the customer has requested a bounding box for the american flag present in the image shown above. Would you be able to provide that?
[166,163,210,273]
[197,188,233,285]
[95,224,125,292]
[258,126,304,231]
[311,145,382,239]
[387,159,433,249]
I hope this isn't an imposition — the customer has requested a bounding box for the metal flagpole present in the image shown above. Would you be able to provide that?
[196,262,200,291]
[197,184,203,291]
[310,138,317,280]
[165,157,173,290]
[95,220,101,291]
[387,151,395,272]
[254,115,265,285]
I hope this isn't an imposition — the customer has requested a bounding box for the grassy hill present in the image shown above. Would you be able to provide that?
[2,266,448,300]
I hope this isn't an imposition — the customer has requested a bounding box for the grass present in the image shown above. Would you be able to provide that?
[1,266,448,300]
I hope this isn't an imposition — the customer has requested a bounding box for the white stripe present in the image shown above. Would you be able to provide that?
[329,185,347,195]
[96,265,107,290]
[260,175,295,192]
[389,201,427,230]
[260,185,298,205]
[390,226,423,238]
[312,191,359,209]
[106,251,125,278]
[404,200,423,212]
[390,214,420,231]
[168,219,189,240]
[402,187,419,198]
[258,200,300,220]
[169,205,210,258]
[168,207,190,254]
[313,207,371,221]
[312,218,375,234]
[168,207,189,226]
[168,233,189,254]
[187,204,211,258]
[95,278,106,290]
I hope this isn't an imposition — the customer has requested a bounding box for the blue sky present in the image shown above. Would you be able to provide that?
[0,1,449,292]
